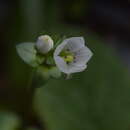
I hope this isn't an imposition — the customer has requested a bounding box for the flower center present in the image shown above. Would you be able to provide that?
[60,50,74,63]
[64,55,74,63]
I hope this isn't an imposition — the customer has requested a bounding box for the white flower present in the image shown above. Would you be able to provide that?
[36,35,54,54]
[54,37,93,74]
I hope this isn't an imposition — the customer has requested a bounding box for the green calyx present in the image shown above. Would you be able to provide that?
[35,44,55,65]
[36,66,61,80]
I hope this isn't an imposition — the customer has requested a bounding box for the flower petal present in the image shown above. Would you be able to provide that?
[68,64,87,74]
[54,56,69,73]
[54,36,93,74]
[74,46,93,66]
[64,37,85,52]
[54,40,68,56]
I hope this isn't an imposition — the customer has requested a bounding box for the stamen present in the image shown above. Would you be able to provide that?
[60,50,74,63]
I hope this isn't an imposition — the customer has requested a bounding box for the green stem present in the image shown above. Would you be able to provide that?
[22,68,39,128]
[27,68,36,91]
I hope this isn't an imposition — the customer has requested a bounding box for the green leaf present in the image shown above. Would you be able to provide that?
[16,42,38,67]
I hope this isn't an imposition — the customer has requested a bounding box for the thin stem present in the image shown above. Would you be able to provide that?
[27,68,36,91]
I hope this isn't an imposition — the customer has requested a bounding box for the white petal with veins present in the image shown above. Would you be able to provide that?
[68,64,87,74]
[54,37,93,74]
[54,56,69,73]
[64,37,85,52]
[74,46,93,66]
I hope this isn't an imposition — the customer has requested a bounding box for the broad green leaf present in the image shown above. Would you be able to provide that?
[16,42,38,67]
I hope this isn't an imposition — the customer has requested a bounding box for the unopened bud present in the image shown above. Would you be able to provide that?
[36,35,54,54]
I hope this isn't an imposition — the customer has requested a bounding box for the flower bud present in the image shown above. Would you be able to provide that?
[36,35,54,54]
